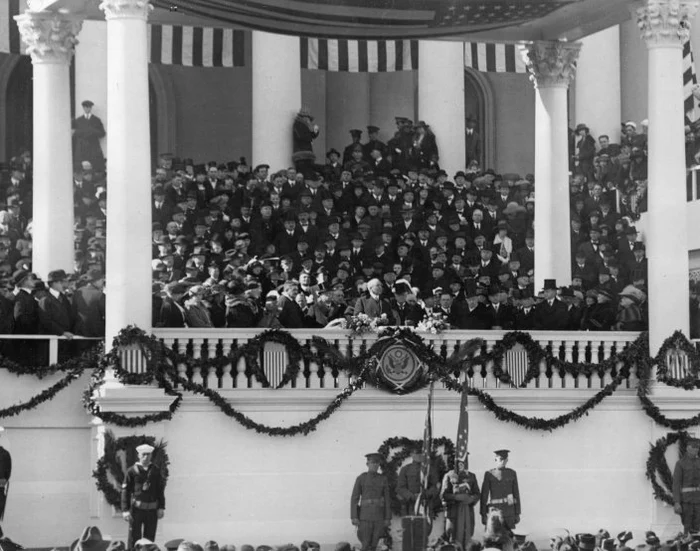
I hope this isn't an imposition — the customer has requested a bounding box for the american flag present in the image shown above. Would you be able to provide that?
[456,387,469,469]
[683,36,699,123]
[414,381,434,517]
[153,0,575,40]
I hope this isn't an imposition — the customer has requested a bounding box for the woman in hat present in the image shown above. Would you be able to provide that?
[574,123,596,181]
[493,221,513,265]
[410,121,439,169]
[614,287,647,331]
[292,107,320,174]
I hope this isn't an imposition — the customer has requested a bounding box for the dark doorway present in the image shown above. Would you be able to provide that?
[464,69,485,169]
[6,55,32,161]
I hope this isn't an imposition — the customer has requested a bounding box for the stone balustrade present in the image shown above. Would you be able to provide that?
[149,329,644,391]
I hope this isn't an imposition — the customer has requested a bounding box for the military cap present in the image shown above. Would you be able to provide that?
[365,452,382,461]
[494,449,510,458]
[81,99,94,107]
[349,129,363,136]
[367,125,380,133]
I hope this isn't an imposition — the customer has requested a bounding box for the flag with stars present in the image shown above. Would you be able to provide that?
[414,381,434,517]
[456,388,469,469]
[153,0,575,40]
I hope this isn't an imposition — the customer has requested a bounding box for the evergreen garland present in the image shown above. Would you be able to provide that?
[645,431,690,505]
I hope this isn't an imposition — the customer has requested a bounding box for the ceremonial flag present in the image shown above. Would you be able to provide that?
[683,36,699,123]
[414,381,434,517]
[456,388,469,469]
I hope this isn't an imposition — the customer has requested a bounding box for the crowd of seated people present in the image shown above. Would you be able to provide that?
[148,116,654,332]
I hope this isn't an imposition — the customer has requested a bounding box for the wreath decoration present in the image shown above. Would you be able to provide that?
[654,331,700,389]
[646,431,690,505]
[92,430,169,511]
[378,436,455,516]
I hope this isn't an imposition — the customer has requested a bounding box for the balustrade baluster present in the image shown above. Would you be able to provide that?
[484,339,497,389]
[177,362,188,388]
[220,362,233,389]
[549,341,563,388]
[192,339,202,360]
[206,363,218,389]
[235,360,247,389]
[589,340,601,364]
[536,358,548,389]
[192,365,203,386]
[308,362,321,389]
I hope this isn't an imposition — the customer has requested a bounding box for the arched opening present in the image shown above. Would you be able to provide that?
[5,55,32,162]
[464,67,496,170]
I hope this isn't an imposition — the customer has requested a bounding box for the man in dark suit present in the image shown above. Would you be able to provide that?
[464,115,482,167]
[343,129,364,166]
[455,283,488,330]
[72,268,106,337]
[38,270,74,337]
[533,279,569,330]
[11,270,38,335]
[277,281,307,328]
[273,215,301,256]
[391,282,424,326]
[72,100,106,172]
[363,125,387,159]
[354,278,395,323]
[157,282,188,328]
[513,290,537,330]
[482,286,515,330]
[515,230,535,275]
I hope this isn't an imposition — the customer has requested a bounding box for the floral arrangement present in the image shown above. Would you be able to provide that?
[416,312,450,334]
[328,313,390,336]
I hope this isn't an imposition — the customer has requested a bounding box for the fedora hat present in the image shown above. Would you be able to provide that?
[70,527,111,551]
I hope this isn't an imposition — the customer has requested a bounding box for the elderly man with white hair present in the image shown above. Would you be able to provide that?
[353,278,395,324]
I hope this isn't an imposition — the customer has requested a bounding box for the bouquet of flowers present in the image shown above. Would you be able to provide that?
[326,313,388,336]
[416,312,450,334]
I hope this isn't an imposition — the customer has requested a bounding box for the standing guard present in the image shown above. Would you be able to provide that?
[673,438,700,533]
[480,449,521,530]
[350,452,392,551]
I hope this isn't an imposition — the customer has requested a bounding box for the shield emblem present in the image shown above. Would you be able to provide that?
[376,344,424,392]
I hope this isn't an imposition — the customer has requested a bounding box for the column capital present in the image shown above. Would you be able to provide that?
[99,0,153,20]
[636,0,699,47]
[520,40,582,88]
[14,11,82,65]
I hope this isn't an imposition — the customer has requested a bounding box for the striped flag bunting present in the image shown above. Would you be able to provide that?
[683,37,698,123]
[147,24,245,67]
[300,37,418,72]
[464,42,527,73]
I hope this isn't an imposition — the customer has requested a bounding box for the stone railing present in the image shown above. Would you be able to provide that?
[150,329,643,391]
[0,334,102,365]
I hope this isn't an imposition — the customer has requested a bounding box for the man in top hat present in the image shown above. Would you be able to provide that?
[465,115,481,168]
[343,129,364,166]
[480,449,521,531]
[122,443,165,551]
[392,281,424,327]
[673,437,700,534]
[397,444,439,516]
[533,279,569,330]
[0,428,10,537]
[38,269,74,340]
[350,452,391,551]
[72,100,106,172]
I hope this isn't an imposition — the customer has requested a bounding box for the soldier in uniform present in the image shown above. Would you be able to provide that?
[0,427,10,538]
[480,449,521,531]
[121,444,166,550]
[673,438,700,533]
[350,452,392,551]
[396,445,439,515]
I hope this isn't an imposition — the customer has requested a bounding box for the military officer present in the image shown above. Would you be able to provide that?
[121,444,166,550]
[673,438,700,533]
[396,444,439,515]
[0,427,10,538]
[480,449,521,530]
[350,452,392,551]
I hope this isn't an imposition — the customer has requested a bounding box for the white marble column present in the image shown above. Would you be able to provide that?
[75,20,108,153]
[637,0,698,352]
[522,41,581,292]
[418,41,466,176]
[15,11,81,280]
[575,26,622,142]
[252,31,301,170]
[100,0,153,348]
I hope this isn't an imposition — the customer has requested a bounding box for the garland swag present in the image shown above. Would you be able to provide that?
[5,325,700,438]
[92,430,169,510]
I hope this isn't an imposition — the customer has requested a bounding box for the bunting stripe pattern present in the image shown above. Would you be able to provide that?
[683,37,698,123]
[464,41,527,73]
[147,24,245,67]
[300,37,418,72]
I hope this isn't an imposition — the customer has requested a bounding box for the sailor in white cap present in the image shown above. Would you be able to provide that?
[121,443,165,550]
